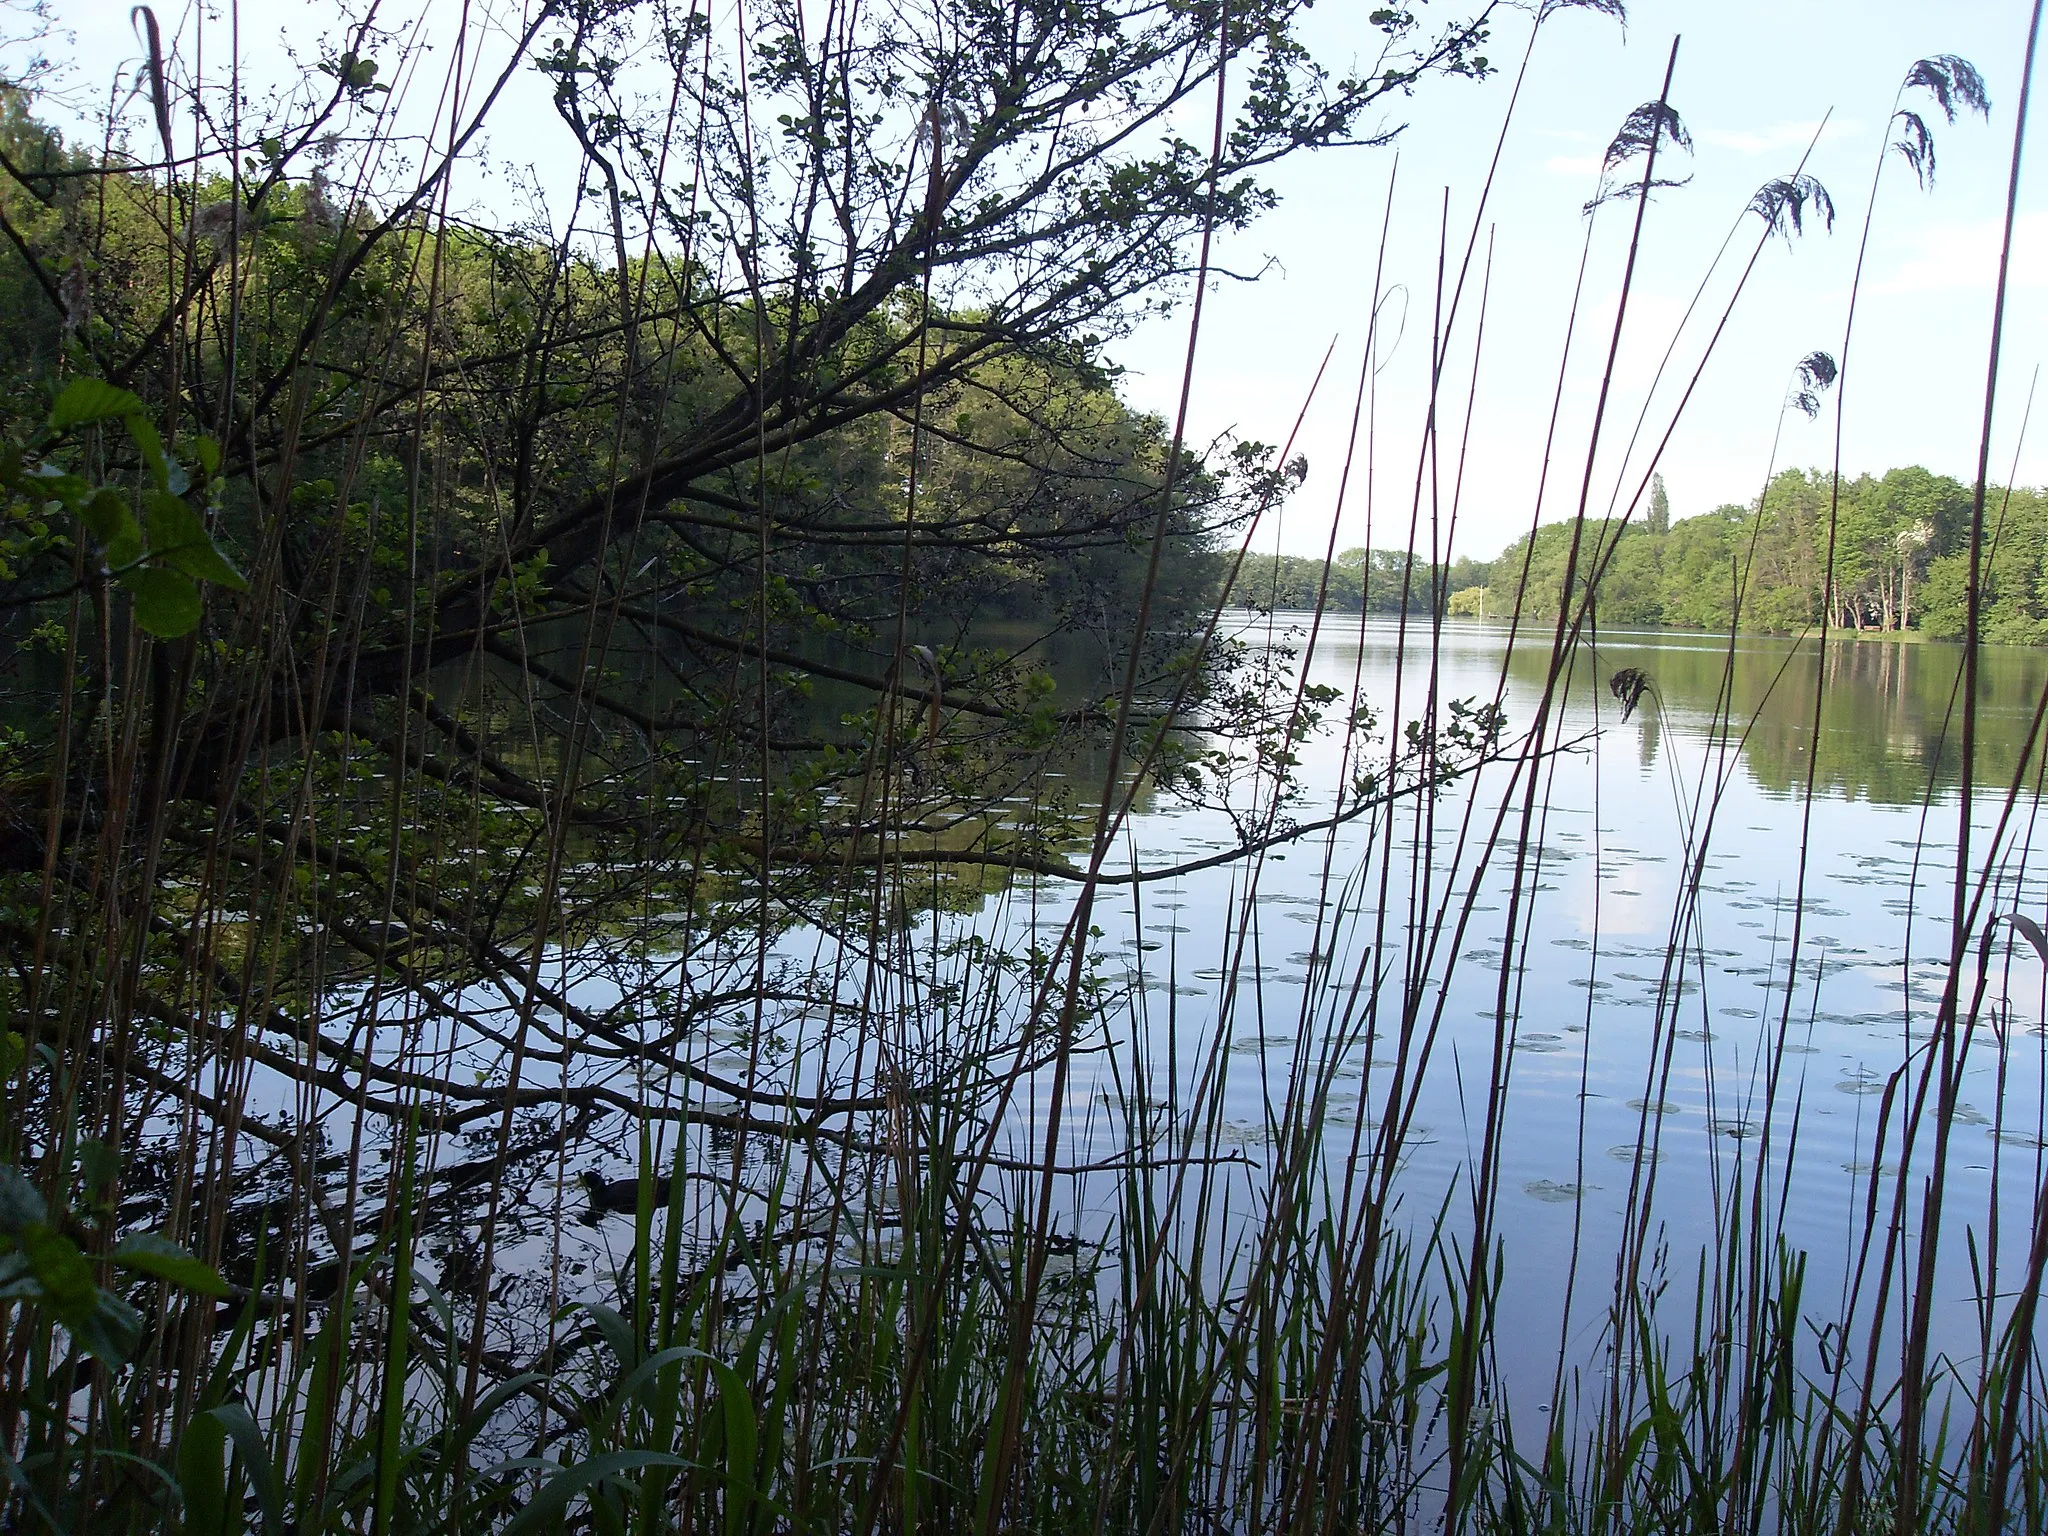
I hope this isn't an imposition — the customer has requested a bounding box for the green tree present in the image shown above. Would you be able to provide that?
[1466,466,1990,638]
[0,4,1505,1518]
[1657,504,1743,630]
[1921,486,2048,643]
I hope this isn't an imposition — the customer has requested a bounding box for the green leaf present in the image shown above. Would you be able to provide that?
[206,1402,285,1536]
[113,1231,230,1295]
[578,1301,640,1373]
[19,1224,96,1325]
[0,1443,66,1534]
[2007,912,2048,965]
[191,435,221,478]
[499,1451,701,1536]
[121,567,203,637]
[713,1359,760,1536]
[26,464,89,510]
[105,517,144,570]
[74,1139,120,1196]
[609,1345,709,1417]
[0,1167,45,1234]
[77,1287,143,1364]
[50,377,144,430]
[177,1409,229,1536]
[144,491,247,589]
[80,488,140,557]
[123,415,186,494]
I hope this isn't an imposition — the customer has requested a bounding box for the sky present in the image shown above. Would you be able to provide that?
[29,0,2045,562]
[1109,0,2045,560]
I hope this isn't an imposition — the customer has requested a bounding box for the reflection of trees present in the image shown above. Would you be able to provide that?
[1510,635,2048,806]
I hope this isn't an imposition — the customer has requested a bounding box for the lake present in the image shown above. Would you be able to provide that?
[833,612,2048,1413]
[1033,616,2046,1387]
[213,611,2048,1445]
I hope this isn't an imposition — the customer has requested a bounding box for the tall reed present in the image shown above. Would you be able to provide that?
[0,1,2044,1533]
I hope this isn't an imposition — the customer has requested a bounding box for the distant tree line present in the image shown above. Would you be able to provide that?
[1231,546,1490,614]
[1437,466,2046,641]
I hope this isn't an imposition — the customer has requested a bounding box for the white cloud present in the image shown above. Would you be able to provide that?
[1698,118,1861,155]
[1872,212,2048,296]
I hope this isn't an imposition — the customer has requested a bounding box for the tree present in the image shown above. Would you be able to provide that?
[0,0,1505,1508]
[1646,470,1670,535]
[1921,484,2048,643]
[1468,467,1992,638]
[1656,503,1743,630]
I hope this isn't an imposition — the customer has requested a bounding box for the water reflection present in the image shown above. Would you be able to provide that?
[185,610,2048,1420]
[1029,613,2048,1406]
[1489,622,2048,804]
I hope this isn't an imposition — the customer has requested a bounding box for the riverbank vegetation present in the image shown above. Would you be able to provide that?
[1440,465,2048,639]
[1227,545,1491,615]
[2,0,2046,1531]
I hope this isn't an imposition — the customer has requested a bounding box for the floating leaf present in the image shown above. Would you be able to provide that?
[1524,1178,1594,1204]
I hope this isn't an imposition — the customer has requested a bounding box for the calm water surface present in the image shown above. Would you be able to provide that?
[972,614,2048,1393]
[272,615,2048,1402]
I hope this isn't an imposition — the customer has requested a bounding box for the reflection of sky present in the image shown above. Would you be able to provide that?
[196,613,2048,1417]
[991,614,2048,1406]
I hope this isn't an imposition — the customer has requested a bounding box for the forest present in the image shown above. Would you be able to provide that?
[1441,467,2048,640]
[1228,545,1491,616]
[0,0,1515,1528]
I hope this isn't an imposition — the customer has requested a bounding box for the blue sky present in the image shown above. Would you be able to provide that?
[1110,1,2045,559]
[36,0,2044,561]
